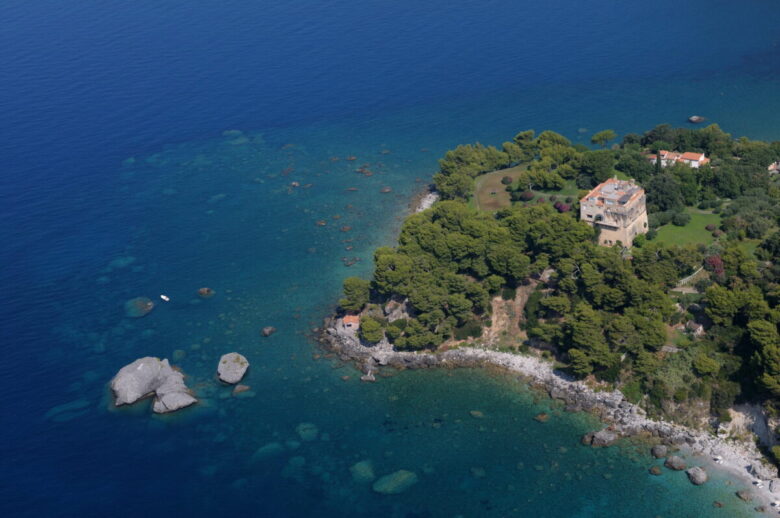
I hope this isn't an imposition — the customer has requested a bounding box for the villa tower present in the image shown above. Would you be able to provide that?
[579,178,648,247]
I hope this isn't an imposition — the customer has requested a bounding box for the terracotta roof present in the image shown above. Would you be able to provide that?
[679,152,705,161]
[343,315,360,325]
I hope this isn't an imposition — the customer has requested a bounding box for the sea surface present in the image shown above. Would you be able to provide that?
[2,1,780,516]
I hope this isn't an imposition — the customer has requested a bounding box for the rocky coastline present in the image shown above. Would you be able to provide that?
[409,185,439,214]
[319,316,780,509]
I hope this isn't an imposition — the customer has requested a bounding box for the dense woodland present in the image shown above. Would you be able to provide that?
[339,124,780,453]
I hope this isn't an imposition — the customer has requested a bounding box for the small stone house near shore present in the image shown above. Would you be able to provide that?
[342,315,360,330]
[580,178,648,247]
[646,150,710,168]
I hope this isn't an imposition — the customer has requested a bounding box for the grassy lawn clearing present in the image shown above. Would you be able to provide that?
[653,209,721,247]
[473,166,526,211]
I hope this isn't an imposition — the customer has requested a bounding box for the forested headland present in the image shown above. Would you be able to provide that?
[338,124,780,459]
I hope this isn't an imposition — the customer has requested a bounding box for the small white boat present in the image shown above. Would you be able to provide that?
[160,294,170,302]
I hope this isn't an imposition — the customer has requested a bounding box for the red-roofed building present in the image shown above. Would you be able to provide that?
[678,152,710,168]
[646,150,710,169]
[343,315,360,329]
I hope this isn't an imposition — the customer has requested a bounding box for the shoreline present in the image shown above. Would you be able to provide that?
[319,318,779,511]
[409,185,439,214]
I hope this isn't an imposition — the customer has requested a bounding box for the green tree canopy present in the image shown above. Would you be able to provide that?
[591,129,618,148]
[340,277,371,311]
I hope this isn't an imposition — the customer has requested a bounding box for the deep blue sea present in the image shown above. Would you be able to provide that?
[2,1,780,516]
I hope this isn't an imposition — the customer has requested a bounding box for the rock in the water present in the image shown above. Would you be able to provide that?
[591,429,618,447]
[651,445,668,459]
[197,287,216,298]
[250,442,285,462]
[582,429,617,447]
[664,455,687,471]
[296,422,319,441]
[686,466,708,485]
[649,466,662,476]
[233,384,251,395]
[262,326,276,337]
[110,357,197,413]
[124,297,155,318]
[372,470,419,495]
[350,460,376,483]
[769,478,780,494]
[44,399,91,422]
[736,490,752,502]
[217,352,249,384]
[533,413,549,423]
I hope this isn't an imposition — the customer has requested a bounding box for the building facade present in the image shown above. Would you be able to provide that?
[580,178,648,247]
[645,150,710,168]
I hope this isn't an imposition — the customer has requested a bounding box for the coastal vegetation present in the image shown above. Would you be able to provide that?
[339,124,780,456]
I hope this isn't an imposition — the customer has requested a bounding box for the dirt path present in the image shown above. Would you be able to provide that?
[482,279,540,347]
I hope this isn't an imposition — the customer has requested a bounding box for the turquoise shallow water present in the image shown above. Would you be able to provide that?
[3,0,780,516]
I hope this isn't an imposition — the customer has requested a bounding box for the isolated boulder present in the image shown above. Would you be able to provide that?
[372,470,419,495]
[686,466,708,485]
[124,297,154,318]
[217,352,249,384]
[651,445,668,459]
[110,357,197,413]
[582,428,618,447]
[664,455,687,471]
[350,460,376,483]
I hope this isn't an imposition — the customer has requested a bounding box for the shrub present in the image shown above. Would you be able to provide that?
[632,234,647,247]
[520,191,534,201]
[621,380,643,404]
[360,316,384,343]
[501,287,516,300]
[649,211,674,228]
[713,230,723,237]
[771,446,780,465]
[646,229,658,240]
[672,212,691,226]
[454,320,483,340]
[555,203,570,213]
[385,324,403,342]
[549,195,557,202]
[705,223,716,232]
[501,176,513,185]
[565,196,573,203]
[536,197,546,203]
[390,318,408,330]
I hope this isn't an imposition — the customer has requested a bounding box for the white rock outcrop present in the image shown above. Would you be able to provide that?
[110,357,197,413]
[217,352,249,384]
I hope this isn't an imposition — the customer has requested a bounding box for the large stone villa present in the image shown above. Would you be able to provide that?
[579,178,648,247]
